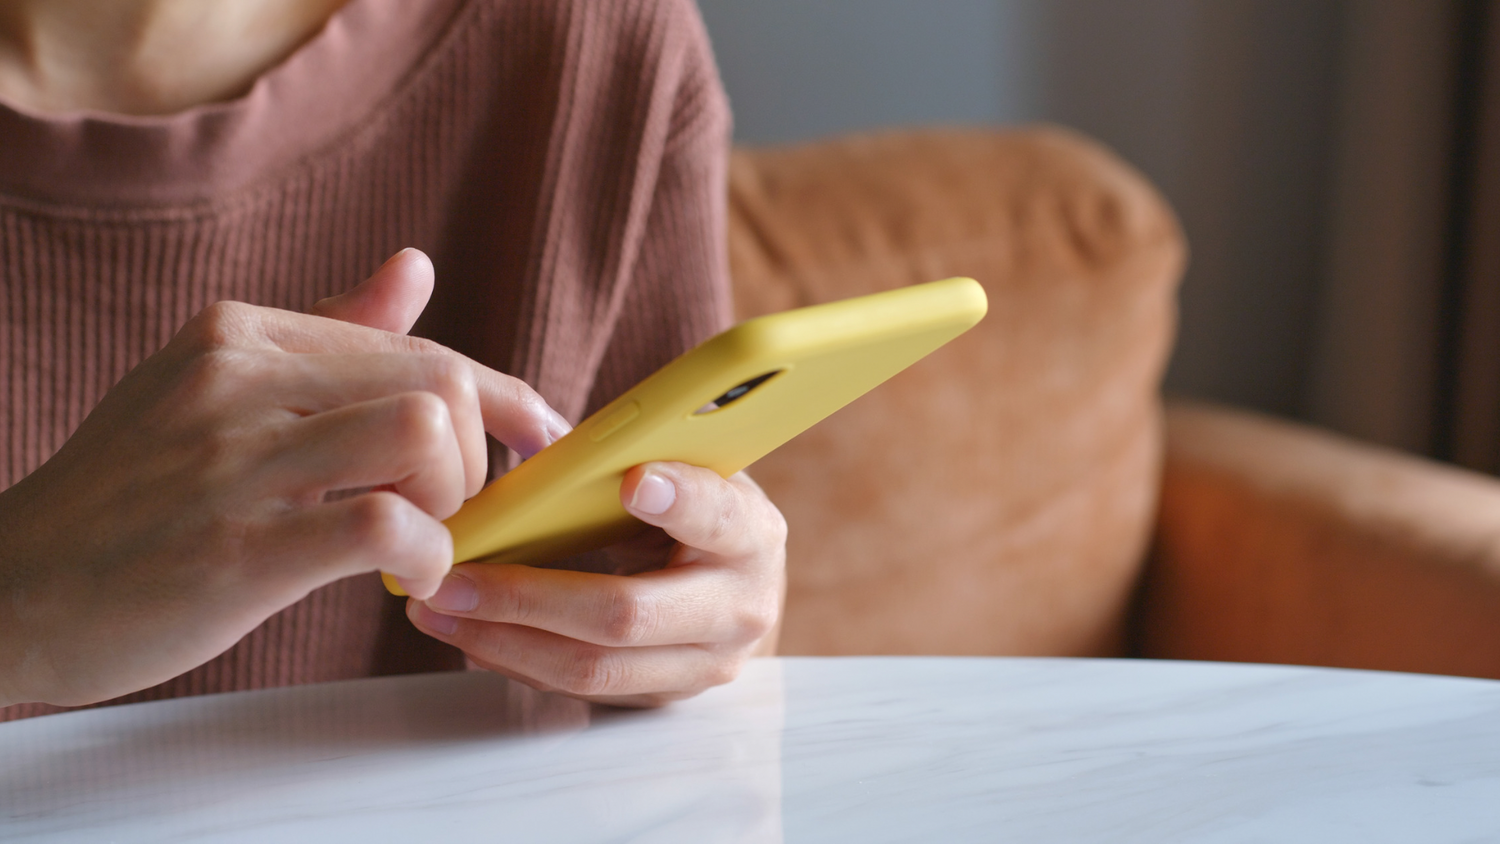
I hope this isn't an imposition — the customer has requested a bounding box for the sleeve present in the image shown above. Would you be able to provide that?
[582,1,734,414]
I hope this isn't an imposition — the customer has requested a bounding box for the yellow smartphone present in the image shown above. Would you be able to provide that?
[383,277,987,595]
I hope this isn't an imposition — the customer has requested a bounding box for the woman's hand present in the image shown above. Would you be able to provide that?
[0,250,567,708]
[407,463,787,707]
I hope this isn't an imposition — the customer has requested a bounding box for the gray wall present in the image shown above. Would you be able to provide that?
[699,0,1349,419]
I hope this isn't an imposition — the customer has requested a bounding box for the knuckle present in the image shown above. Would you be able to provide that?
[486,568,536,624]
[520,383,553,418]
[764,504,789,547]
[400,335,445,355]
[343,493,449,578]
[700,491,738,547]
[599,585,656,647]
[424,353,477,402]
[559,646,624,697]
[184,301,253,350]
[391,392,453,454]
[738,476,788,547]
[733,593,781,644]
[704,656,745,689]
[346,491,414,550]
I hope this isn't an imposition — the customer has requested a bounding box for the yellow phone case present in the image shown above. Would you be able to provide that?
[383,277,987,595]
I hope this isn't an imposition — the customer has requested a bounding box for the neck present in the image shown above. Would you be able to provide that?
[0,0,348,115]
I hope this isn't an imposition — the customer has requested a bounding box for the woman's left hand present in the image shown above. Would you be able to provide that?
[405,462,787,706]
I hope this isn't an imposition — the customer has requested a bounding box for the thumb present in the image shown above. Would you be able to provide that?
[311,248,435,335]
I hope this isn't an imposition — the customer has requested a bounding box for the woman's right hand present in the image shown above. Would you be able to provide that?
[0,249,567,709]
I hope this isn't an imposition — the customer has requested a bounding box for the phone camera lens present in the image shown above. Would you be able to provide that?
[695,370,781,414]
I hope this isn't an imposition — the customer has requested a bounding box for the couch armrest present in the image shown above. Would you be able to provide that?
[1136,400,1500,678]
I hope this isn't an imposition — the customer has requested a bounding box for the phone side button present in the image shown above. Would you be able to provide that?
[588,400,641,442]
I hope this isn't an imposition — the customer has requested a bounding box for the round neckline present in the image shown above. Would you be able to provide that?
[0,0,468,210]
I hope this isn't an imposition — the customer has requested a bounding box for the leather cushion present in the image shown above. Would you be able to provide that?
[728,128,1185,655]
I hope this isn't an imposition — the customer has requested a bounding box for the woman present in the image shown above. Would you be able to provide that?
[0,0,786,719]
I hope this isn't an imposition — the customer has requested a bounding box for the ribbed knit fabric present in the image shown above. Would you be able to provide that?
[0,0,732,720]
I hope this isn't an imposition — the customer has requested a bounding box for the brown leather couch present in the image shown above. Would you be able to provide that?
[728,127,1500,679]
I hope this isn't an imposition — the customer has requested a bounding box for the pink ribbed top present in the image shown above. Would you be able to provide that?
[0,0,732,720]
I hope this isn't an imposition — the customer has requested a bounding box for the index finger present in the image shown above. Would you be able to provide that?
[182,301,572,462]
[273,316,572,461]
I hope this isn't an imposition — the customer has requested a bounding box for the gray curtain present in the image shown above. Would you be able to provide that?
[1445,1,1500,471]
[1308,0,1500,472]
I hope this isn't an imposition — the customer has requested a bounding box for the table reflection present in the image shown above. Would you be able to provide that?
[12,658,1500,843]
[2,665,785,843]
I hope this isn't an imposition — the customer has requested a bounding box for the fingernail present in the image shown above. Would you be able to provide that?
[408,601,459,636]
[629,469,676,515]
[427,573,478,613]
[546,408,573,443]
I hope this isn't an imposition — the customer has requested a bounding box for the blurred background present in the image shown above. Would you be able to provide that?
[698,0,1500,472]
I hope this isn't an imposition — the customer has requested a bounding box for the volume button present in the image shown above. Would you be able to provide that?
[588,401,640,442]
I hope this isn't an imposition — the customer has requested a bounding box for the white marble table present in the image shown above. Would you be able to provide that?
[4,657,1500,842]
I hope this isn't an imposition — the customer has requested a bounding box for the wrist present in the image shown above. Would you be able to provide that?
[0,595,37,708]
[0,487,46,707]
[0,570,39,708]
